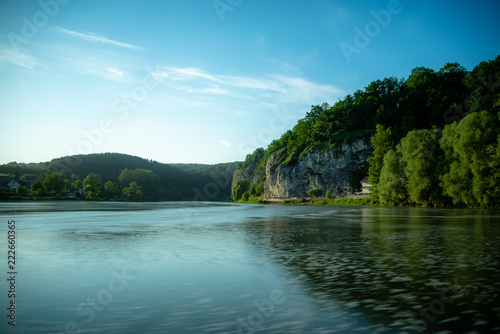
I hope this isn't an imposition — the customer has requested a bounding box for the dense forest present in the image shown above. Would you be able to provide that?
[236,55,500,208]
[0,153,236,201]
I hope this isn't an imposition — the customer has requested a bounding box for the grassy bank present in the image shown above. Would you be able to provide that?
[235,196,500,210]
[235,196,379,206]
[307,197,379,206]
[235,196,264,204]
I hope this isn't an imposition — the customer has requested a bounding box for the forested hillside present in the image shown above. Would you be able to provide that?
[0,153,236,201]
[236,56,500,207]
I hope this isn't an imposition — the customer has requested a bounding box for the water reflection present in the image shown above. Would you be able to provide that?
[247,206,500,333]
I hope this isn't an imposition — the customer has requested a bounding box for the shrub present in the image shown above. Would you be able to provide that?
[241,191,250,202]
[307,188,323,197]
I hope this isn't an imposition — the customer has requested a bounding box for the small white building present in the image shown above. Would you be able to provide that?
[360,176,372,194]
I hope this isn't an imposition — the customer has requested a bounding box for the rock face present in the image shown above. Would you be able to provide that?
[263,139,372,198]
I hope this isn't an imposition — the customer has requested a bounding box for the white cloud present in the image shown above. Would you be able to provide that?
[82,66,129,82]
[153,67,217,82]
[0,46,42,69]
[151,66,345,105]
[197,87,232,95]
[100,66,129,82]
[55,27,144,50]
[269,59,301,73]
[153,66,284,92]
[272,74,344,103]
[104,67,125,76]
[219,140,231,147]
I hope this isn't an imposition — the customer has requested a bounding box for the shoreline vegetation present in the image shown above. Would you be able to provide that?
[236,196,500,210]
[236,196,375,206]
[3,195,499,212]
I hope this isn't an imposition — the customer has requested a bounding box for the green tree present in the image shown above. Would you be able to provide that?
[486,133,500,207]
[241,191,250,202]
[31,180,45,196]
[367,124,392,199]
[20,174,38,181]
[119,169,160,201]
[72,180,83,188]
[378,150,407,205]
[439,121,475,206]
[402,67,440,129]
[249,182,264,197]
[83,174,103,199]
[43,173,68,195]
[232,179,250,201]
[325,191,331,199]
[399,128,442,205]
[440,111,500,207]
[307,188,323,197]
[104,181,120,198]
[364,77,402,128]
[123,182,143,201]
[464,55,500,115]
[16,185,29,196]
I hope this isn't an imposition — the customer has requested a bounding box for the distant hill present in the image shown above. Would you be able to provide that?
[0,153,238,201]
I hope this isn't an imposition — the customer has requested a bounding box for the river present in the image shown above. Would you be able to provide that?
[0,201,499,333]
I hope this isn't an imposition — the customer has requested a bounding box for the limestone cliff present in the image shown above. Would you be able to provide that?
[261,139,372,198]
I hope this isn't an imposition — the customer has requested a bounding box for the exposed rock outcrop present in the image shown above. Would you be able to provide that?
[262,139,372,198]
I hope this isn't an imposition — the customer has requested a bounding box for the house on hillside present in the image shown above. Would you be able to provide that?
[360,176,372,194]
[8,180,20,192]
[8,179,33,192]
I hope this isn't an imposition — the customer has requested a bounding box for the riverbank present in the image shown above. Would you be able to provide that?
[0,194,126,202]
[235,196,379,206]
[237,196,500,209]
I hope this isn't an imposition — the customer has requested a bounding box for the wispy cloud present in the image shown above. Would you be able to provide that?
[268,59,301,73]
[101,66,129,82]
[55,27,144,50]
[197,87,232,95]
[82,66,130,82]
[105,67,125,76]
[219,140,231,147]
[150,66,345,105]
[272,74,344,103]
[153,66,284,92]
[0,46,42,69]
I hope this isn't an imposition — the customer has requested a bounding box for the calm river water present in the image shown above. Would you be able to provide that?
[0,201,499,333]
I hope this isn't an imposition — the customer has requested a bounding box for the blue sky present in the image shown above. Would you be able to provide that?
[1,0,499,165]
